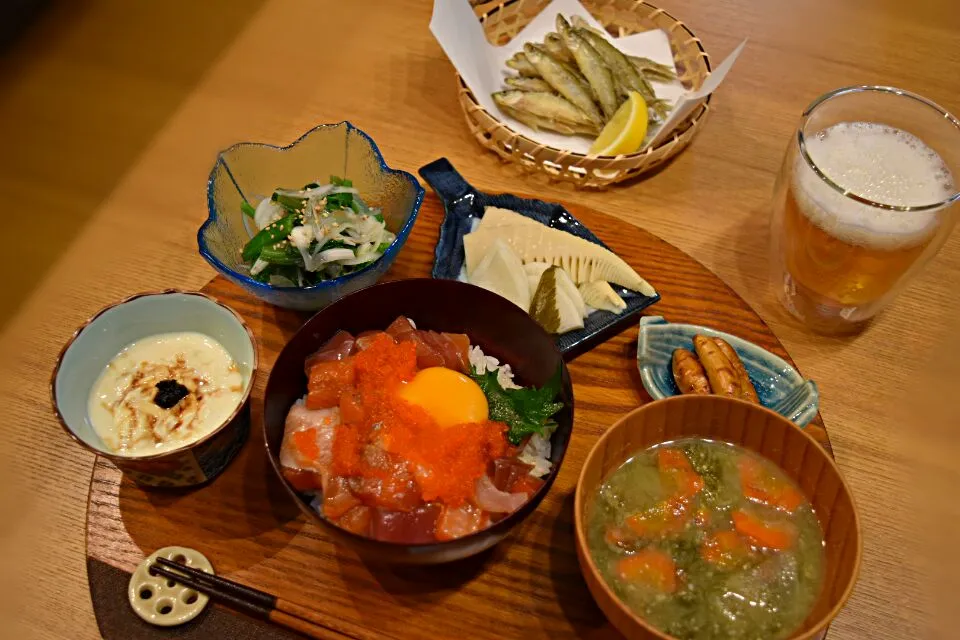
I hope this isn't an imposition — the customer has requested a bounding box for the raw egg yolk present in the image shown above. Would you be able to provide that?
[397,367,489,428]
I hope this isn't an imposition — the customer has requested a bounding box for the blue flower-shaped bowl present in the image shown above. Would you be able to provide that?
[637,316,820,426]
[199,122,424,311]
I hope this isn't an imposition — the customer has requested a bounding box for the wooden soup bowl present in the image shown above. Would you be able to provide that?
[574,395,861,640]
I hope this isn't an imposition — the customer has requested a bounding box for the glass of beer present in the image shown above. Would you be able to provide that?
[771,86,960,334]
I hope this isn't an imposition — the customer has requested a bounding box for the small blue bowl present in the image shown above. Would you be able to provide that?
[199,122,425,311]
[636,316,819,426]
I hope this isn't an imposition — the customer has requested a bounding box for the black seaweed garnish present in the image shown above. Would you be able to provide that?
[153,380,189,409]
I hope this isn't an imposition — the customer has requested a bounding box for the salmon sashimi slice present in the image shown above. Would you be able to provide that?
[510,473,544,498]
[282,467,322,492]
[339,390,365,425]
[323,476,362,519]
[304,330,355,374]
[436,504,484,541]
[348,444,423,511]
[306,359,356,409]
[279,402,340,492]
[337,505,372,536]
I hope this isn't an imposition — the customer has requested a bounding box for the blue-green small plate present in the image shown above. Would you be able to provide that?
[637,316,819,426]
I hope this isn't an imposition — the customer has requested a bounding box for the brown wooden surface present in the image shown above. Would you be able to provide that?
[3,1,959,639]
[86,194,832,639]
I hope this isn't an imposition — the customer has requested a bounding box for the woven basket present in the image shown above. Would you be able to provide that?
[460,0,711,188]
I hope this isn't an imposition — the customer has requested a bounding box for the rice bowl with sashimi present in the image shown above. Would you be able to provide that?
[278,315,565,544]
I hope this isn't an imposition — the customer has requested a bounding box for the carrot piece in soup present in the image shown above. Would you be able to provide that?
[625,498,690,538]
[732,509,797,550]
[657,447,703,499]
[738,456,804,514]
[694,507,711,527]
[605,526,637,549]
[658,447,694,472]
[616,548,677,592]
[701,530,754,569]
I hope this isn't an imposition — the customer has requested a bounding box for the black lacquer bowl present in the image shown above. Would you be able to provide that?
[419,158,660,360]
[263,279,574,564]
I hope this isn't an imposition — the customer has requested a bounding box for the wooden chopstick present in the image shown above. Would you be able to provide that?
[155,557,273,608]
[150,561,353,639]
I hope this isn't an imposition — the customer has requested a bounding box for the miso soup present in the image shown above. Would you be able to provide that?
[587,438,825,640]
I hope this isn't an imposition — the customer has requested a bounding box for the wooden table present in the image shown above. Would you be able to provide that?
[2,0,958,638]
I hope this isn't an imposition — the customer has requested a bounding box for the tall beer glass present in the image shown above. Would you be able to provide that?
[771,86,960,334]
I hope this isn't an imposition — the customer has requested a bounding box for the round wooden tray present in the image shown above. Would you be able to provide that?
[86,193,832,639]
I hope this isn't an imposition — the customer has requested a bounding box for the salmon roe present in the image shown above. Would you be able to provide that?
[329,334,508,507]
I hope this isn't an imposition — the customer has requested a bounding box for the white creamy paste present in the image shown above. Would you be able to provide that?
[88,332,244,456]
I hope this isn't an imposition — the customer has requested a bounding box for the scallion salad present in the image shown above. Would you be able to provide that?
[240,176,396,287]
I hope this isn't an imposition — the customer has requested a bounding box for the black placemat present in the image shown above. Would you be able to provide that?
[87,558,302,640]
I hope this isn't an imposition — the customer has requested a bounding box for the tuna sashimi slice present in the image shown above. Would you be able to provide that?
[304,330,355,373]
[371,503,442,543]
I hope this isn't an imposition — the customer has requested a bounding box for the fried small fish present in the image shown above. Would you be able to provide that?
[493,90,599,132]
[497,103,599,136]
[570,14,605,37]
[574,27,643,99]
[557,15,619,120]
[504,76,555,93]
[524,43,602,125]
[544,32,573,63]
[506,52,539,77]
[630,55,678,82]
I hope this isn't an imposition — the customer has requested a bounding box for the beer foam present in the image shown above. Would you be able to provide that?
[793,122,954,249]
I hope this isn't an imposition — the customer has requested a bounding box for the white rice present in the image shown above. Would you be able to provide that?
[468,345,555,477]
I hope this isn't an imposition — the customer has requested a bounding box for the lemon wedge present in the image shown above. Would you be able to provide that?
[589,92,649,156]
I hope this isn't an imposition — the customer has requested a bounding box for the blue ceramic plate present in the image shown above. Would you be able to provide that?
[418,158,660,359]
[637,316,819,426]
